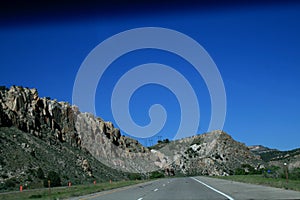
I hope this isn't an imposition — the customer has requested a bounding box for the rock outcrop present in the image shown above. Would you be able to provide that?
[0,86,77,144]
[0,86,165,173]
[152,130,263,176]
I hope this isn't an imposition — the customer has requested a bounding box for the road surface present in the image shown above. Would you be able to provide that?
[70,176,300,200]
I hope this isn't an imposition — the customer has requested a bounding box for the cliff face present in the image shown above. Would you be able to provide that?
[0,86,164,173]
[74,112,166,173]
[0,86,77,143]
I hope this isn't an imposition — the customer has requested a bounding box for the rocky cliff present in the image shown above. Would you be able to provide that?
[0,86,167,174]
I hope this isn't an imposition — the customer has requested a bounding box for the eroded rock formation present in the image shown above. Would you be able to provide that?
[0,86,165,173]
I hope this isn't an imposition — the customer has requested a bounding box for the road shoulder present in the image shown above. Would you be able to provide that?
[193,176,300,199]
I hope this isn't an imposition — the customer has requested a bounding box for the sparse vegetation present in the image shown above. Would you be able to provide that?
[215,174,300,191]
[191,137,204,145]
[0,86,8,91]
[157,138,170,144]
[262,165,281,178]
[220,165,300,192]
[257,148,300,162]
[0,180,149,200]
[149,138,172,150]
[288,167,300,180]
[234,164,262,175]
[0,127,136,192]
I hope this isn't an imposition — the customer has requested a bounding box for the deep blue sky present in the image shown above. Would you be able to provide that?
[1,2,300,150]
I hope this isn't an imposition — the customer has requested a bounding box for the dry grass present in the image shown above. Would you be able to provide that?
[0,179,147,200]
[215,175,300,192]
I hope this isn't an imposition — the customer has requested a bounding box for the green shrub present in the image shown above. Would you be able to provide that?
[264,165,281,178]
[37,167,45,179]
[163,139,170,143]
[281,167,300,180]
[149,171,164,179]
[3,178,17,190]
[235,168,246,175]
[290,167,300,180]
[157,139,170,144]
[0,86,8,91]
[26,175,33,182]
[241,164,257,175]
[43,171,61,187]
[128,173,142,180]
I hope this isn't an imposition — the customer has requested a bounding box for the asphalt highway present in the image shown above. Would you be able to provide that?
[70,176,300,200]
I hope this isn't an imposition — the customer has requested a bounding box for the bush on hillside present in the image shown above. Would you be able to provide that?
[43,171,61,187]
[149,171,164,179]
[128,173,142,180]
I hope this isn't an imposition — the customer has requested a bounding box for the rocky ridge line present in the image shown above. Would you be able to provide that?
[0,85,266,176]
[0,86,165,173]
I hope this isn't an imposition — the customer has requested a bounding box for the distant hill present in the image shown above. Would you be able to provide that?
[249,145,300,170]
[249,145,300,162]
[150,130,263,176]
[248,145,278,155]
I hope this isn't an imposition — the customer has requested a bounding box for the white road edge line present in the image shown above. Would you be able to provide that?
[191,177,234,200]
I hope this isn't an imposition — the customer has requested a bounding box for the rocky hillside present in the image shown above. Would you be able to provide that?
[152,130,263,176]
[0,126,130,190]
[0,86,165,174]
[0,85,269,188]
